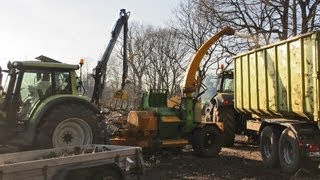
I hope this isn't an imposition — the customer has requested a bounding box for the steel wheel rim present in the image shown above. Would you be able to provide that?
[52,118,93,147]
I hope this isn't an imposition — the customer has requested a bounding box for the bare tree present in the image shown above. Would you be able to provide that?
[172,0,320,94]
[127,23,155,105]
[110,22,188,105]
[160,29,190,96]
[197,0,320,42]
[143,27,189,96]
[172,0,237,97]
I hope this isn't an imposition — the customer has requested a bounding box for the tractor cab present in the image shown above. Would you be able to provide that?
[0,61,78,129]
[211,69,234,108]
[216,70,234,94]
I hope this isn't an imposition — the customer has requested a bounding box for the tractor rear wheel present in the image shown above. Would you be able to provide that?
[35,103,101,149]
[214,105,236,147]
[192,126,223,157]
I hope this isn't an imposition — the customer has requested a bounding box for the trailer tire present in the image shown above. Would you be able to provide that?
[279,128,301,174]
[260,126,280,168]
[35,103,101,149]
[215,105,235,147]
[192,126,223,157]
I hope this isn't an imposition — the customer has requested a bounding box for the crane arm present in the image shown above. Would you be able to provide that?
[98,9,129,69]
[91,9,129,107]
[182,26,235,97]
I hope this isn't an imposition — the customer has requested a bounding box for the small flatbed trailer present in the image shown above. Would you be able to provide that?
[0,144,144,180]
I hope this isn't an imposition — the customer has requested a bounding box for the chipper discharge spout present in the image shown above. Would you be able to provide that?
[182,26,235,97]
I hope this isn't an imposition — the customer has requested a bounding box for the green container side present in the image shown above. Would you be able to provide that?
[257,50,268,114]
[235,58,242,109]
[266,47,278,113]
[242,55,250,110]
[234,31,320,122]
[249,52,258,111]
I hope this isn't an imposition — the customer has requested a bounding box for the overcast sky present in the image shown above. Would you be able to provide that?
[0,0,180,69]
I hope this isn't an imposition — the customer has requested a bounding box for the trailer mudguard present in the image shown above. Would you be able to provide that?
[260,118,320,138]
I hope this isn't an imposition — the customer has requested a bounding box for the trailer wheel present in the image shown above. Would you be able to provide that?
[215,105,235,147]
[35,103,101,148]
[279,128,301,173]
[192,126,223,157]
[260,126,280,168]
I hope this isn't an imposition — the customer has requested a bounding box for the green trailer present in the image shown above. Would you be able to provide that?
[234,31,320,122]
[210,31,320,173]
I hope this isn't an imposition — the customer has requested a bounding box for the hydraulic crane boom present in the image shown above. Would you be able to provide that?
[91,9,130,108]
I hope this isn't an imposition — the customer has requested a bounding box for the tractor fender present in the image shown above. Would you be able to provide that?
[26,95,100,144]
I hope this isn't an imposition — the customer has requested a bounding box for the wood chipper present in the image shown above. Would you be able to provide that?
[108,27,235,157]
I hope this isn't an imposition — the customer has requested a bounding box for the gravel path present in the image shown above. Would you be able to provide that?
[138,135,319,180]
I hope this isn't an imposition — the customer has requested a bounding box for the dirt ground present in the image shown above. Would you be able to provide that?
[137,135,320,180]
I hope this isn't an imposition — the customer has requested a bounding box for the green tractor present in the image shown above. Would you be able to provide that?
[0,59,103,150]
[0,9,130,150]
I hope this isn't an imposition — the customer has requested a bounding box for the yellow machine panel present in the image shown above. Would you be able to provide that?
[127,111,157,131]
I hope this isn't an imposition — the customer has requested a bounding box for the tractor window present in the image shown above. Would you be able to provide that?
[18,71,52,120]
[20,71,52,101]
[55,71,71,94]
[2,71,9,93]
[20,72,38,101]
[222,78,234,92]
[202,76,218,102]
